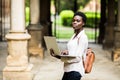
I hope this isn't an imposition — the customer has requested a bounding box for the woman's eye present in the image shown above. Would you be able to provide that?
[77,20,80,22]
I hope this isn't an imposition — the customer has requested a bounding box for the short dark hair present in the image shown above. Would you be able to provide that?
[73,11,87,24]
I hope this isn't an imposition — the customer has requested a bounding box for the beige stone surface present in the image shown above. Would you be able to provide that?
[5,32,31,67]
[27,25,44,59]
[30,42,120,80]
[3,64,33,72]
[112,49,120,61]
[29,47,44,59]
[1,42,120,80]
[6,39,29,67]
[3,71,34,80]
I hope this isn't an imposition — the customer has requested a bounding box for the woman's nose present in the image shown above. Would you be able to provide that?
[73,21,77,24]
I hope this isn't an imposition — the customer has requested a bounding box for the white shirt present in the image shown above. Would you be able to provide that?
[61,30,88,76]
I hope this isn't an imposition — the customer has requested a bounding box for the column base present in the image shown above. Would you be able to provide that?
[112,49,120,61]
[27,24,44,59]
[3,71,34,80]
[3,64,34,80]
[3,64,33,72]
[29,47,44,59]
[103,40,114,49]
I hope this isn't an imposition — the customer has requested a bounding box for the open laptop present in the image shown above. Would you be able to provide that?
[44,36,77,57]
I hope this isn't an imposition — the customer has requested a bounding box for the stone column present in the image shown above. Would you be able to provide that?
[112,0,120,61]
[27,0,44,59]
[0,0,2,41]
[98,0,106,44]
[3,0,33,80]
[103,0,115,49]
[40,0,51,36]
[114,0,120,48]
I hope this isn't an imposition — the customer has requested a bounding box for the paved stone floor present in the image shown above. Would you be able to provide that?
[0,41,120,80]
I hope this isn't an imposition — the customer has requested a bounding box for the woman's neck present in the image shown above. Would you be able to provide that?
[74,28,83,38]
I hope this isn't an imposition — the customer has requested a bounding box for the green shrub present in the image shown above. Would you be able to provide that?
[60,10,74,26]
[25,7,30,25]
[85,12,100,28]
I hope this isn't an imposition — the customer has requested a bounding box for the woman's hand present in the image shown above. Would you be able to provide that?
[87,47,94,55]
[49,48,61,59]
[61,50,69,55]
[49,48,56,57]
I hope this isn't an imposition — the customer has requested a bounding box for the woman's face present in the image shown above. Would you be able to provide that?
[72,15,85,30]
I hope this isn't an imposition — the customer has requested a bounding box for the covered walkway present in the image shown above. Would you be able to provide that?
[1,0,120,80]
[0,41,120,80]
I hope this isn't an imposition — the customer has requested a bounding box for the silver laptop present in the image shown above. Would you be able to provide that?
[44,36,76,57]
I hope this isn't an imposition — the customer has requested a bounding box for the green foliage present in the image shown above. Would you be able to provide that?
[53,29,74,39]
[85,31,99,40]
[55,0,75,14]
[25,0,30,26]
[54,0,91,13]
[85,12,100,28]
[25,7,30,26]
[60,10,74,26]
[52,26,99,40]
[25,0,30,7]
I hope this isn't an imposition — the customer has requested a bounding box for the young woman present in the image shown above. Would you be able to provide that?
[50,11,88,80]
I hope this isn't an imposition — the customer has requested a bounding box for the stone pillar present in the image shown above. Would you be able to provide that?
[114,0,120,48]
[27,0,44,59]
[40,0,51,36]
[112,0,120,61]
[103,0,115,49]
[0,0,2,41]
[3,0,33,80]
[98,0,106,44]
